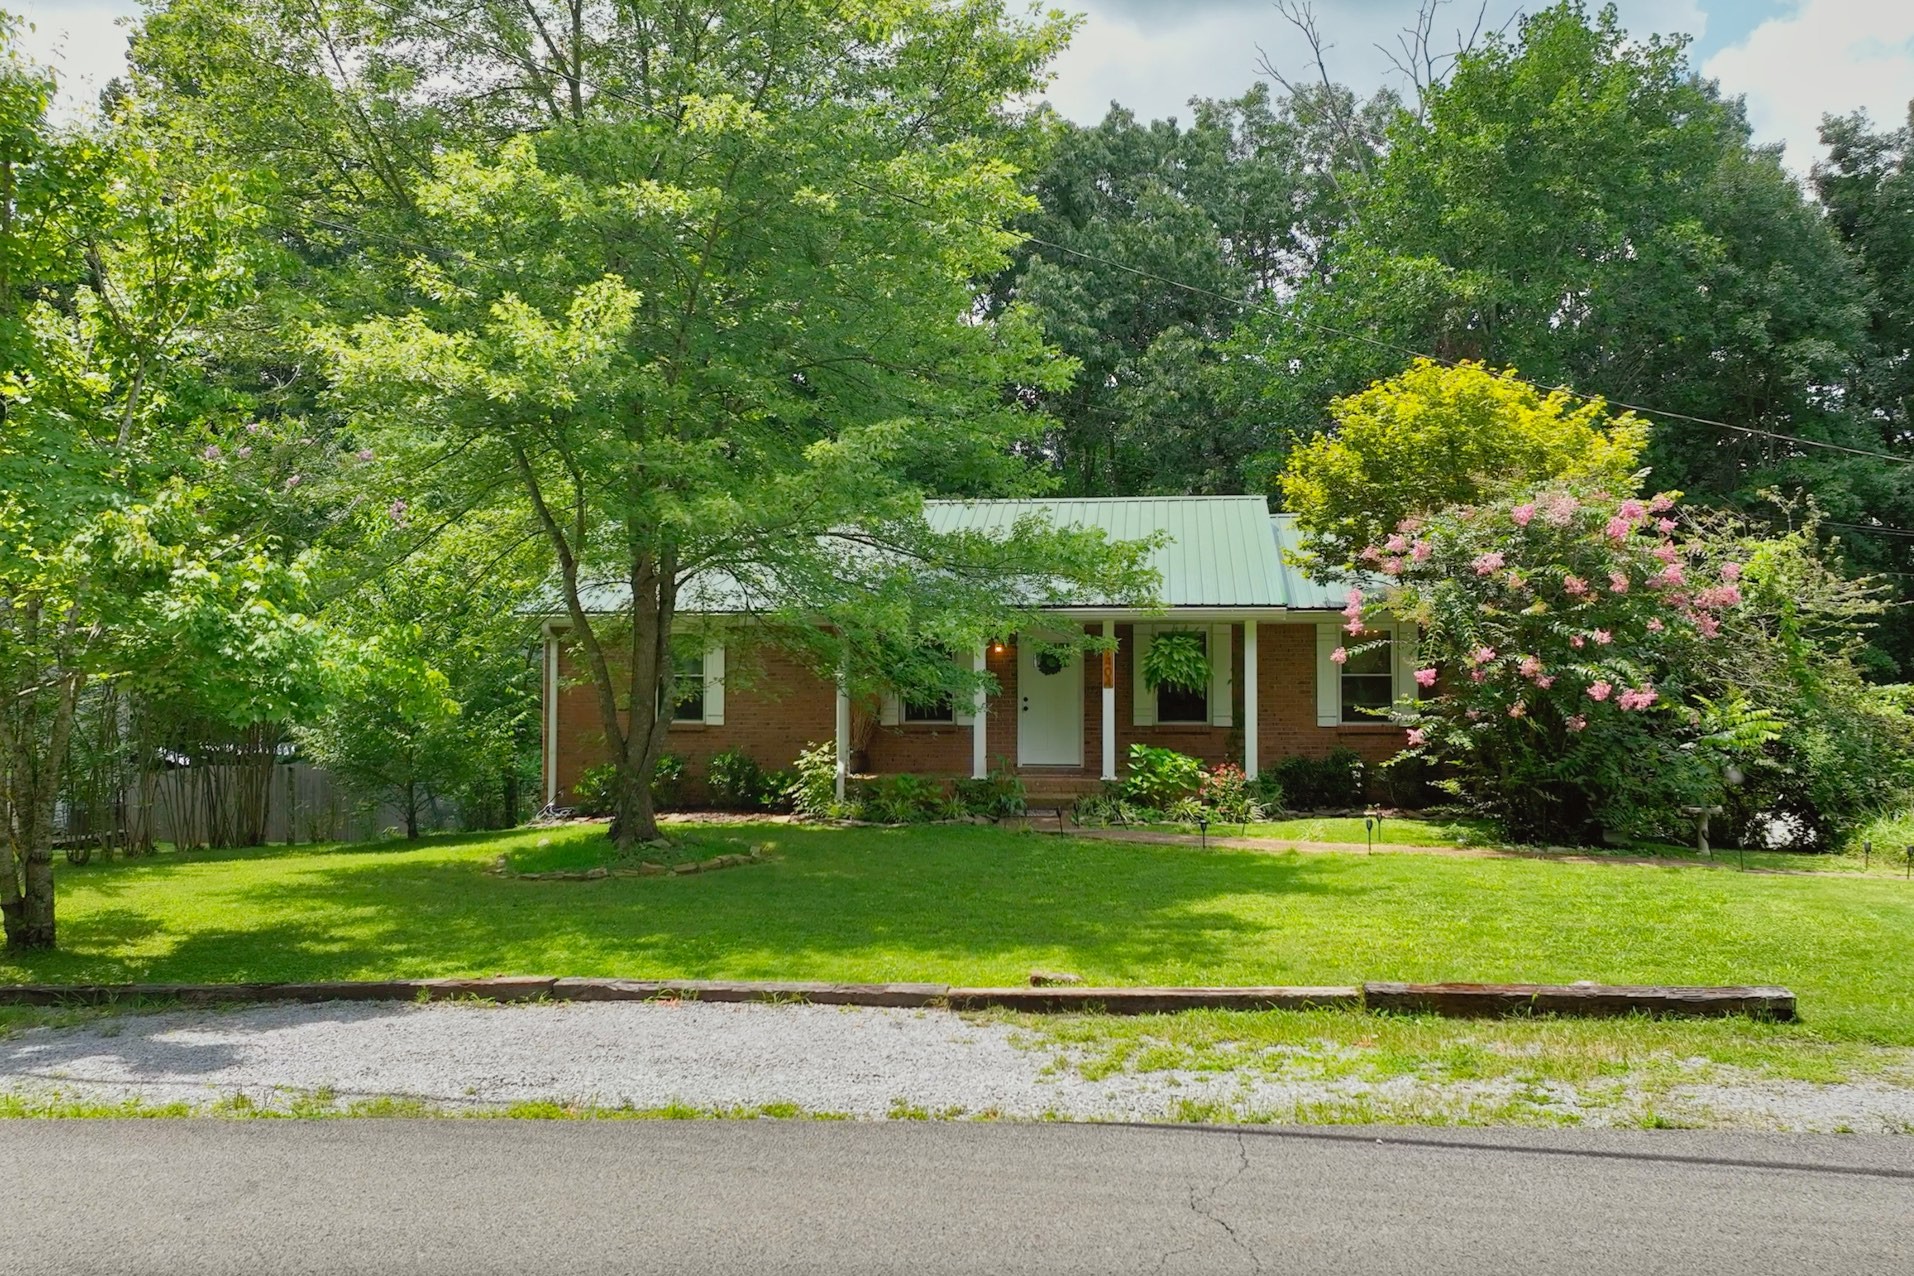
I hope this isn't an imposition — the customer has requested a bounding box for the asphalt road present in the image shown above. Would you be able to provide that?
[6,1121,1911,1275]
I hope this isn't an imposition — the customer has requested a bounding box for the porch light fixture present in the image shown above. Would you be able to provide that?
[990,641,1006,655]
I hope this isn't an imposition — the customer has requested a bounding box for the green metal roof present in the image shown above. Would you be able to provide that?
[555,497,1372,614]
[1270,512,1375,610]
[924,496,1289,609]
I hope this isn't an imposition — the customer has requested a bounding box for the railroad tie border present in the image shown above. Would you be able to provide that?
[0,978,1796,1020]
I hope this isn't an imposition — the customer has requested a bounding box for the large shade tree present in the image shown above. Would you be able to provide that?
[140,1,1154,849]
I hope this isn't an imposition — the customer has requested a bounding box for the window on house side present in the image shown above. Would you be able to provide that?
[1155,631,1209,724]
[903,692,955,724]
[1340,633,1394,723]
[665,640,706,723]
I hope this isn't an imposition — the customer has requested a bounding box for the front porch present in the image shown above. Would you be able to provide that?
[836,616,1289,802]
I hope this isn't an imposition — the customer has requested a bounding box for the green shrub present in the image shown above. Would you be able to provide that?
[1121,743,1205,809]
[1249,769,1286,815]
[571,755,687,817]
[1072,787,1148,827]
[651,754,687,810]
[1197,763,1265,823]
[572,763,618,817]
[788,741,840,820]
[1265,748,1366,810]
[858,774,959,824]
[954,762,1026,819]
[762,769,799,814]
[706,747,770,811]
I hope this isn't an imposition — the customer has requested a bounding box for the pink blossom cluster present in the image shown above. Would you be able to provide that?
[1694,584,1742,609]
[1342,588,1365,636]
[1616,686,1659,711]
[1537,492,1579,527]
[1472,551,1506,576]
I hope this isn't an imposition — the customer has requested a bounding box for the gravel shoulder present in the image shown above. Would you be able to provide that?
[3,999,1912,1131]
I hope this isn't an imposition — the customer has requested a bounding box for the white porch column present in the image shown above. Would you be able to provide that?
[834,665,851,803]
[1243,619,1259,776]
[1101,619,1118,781]
[971,643,988,780]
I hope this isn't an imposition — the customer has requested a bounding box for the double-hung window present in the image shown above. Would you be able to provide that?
[1340,632,1394,723]
[665,638,707,724]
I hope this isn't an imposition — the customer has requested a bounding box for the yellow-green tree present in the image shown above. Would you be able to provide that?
[1280,359,1646,565]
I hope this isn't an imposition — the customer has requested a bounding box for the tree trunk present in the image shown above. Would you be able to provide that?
[2,673,81,950]
[405,780,420,840]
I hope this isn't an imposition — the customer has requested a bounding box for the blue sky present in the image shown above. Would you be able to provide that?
[15,1,1914,170]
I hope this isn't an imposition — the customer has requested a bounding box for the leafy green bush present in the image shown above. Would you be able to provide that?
[1265,748,1366,811]
[651,754,687,811]
[1072,787,1147,827]
[1197,764,1264,823]
[788,741,840,819]
[1249,769,1286,815]
[572,763,618,816]
[954,762,1026,819]
[706,747,770,811]
[857,774,959,824]
[1121,743,1205,808]
[572,754,686,817]
[762,769,799,815]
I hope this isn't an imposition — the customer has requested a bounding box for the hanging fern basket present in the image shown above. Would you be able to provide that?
[1141,630,1210,694]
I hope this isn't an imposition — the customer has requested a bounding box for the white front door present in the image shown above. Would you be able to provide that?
[1017,637,1083,767]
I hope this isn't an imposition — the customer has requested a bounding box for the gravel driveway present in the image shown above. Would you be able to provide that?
[5,1000,1913,1131]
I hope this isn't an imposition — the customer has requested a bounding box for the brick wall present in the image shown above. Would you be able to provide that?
[1255,622,1408,766]
[548,639,836,805]
[546,619,1407,801]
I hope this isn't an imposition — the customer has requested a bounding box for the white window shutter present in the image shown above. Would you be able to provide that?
[879,692,901,727]
[702,642,726,726]
[1393,624,1418,706]
[952,650,975,725]
[1208,623,1233,727]
[1316,623,1342,727]
[1131,626,1156,726]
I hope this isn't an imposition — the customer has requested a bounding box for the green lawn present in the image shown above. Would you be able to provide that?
[3,822,1912,1048]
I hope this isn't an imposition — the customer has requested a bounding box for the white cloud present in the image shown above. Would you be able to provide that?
[1044,0,1710,125]
[1704,0,1914,170]
[12,0,141,117]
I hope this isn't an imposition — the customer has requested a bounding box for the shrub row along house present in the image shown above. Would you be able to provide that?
[539,496,1411,807]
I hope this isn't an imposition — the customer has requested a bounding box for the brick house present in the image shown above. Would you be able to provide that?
[540,496,1412,806]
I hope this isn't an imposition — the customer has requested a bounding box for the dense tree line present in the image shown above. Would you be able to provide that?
[993,3,1914,670]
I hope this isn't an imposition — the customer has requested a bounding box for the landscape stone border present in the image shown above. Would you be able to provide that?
[0,976,1796,1020]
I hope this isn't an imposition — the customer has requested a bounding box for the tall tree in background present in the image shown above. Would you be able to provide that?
[1816,104,1914,652]
[990,84,1390,495]
[1222,2,1909,664]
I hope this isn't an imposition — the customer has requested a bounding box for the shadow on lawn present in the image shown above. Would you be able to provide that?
[12,826,1361,986]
